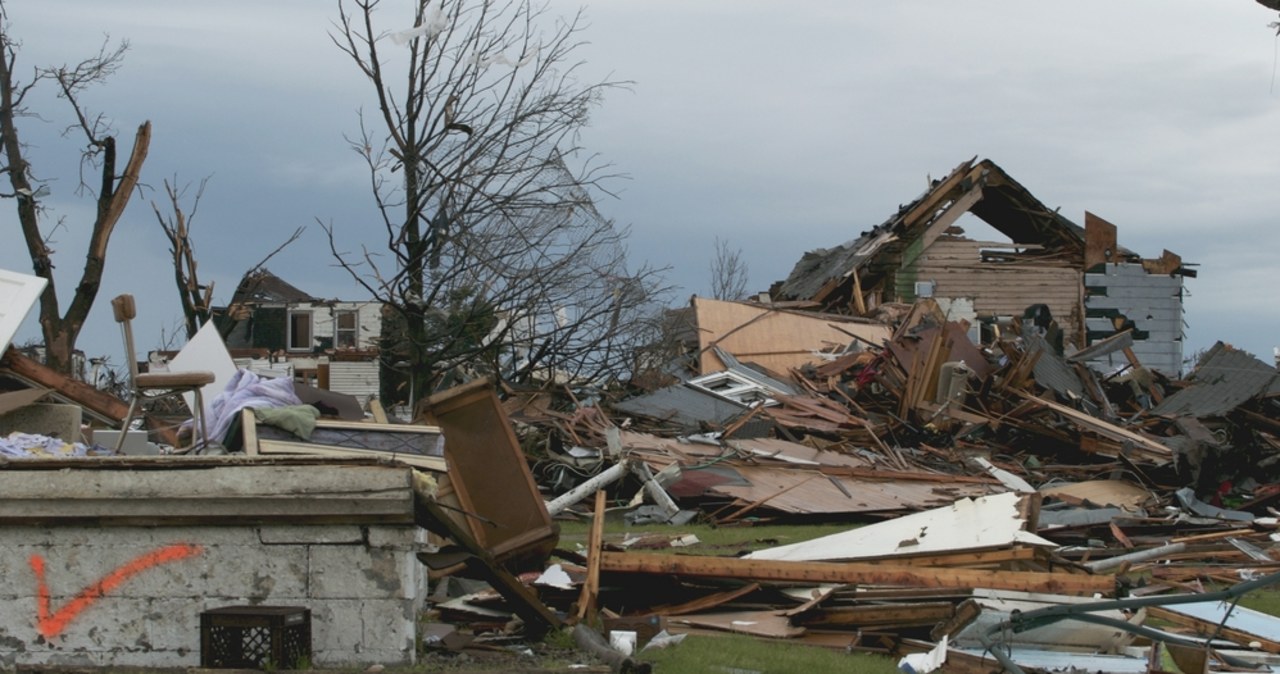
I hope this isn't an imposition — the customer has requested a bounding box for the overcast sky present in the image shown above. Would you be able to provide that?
[4,1,1280,371]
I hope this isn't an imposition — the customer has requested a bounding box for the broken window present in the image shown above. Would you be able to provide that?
[288,310,312,351]
[336,310,358,349]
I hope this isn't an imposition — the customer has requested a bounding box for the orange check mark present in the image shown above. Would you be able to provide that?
[30,543,202,639]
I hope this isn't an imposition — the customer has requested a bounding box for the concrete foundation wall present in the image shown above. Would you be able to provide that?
[0,523,428,669]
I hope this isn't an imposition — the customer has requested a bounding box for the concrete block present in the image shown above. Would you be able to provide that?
[258,524,364,545]
[308,545,413,599]
[307,600,365,664]
[365,524,426,550]
[309,599,416,667]
[0,522,423,668]
[0,403,82,443]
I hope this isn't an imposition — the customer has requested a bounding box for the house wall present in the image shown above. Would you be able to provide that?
[0,461,428,670]
[289,302,382,352]
[1084,263,1184,376]
[328,361,380,406]
[901,238,1083,346]
[0,522,427,669]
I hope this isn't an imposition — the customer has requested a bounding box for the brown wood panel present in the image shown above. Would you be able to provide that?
[424,379,557,566]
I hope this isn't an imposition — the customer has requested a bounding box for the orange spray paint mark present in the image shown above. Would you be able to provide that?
[30,543,202,639]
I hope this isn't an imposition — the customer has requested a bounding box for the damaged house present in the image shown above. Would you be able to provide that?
[772,157,1195,376]
[215,270,384,405]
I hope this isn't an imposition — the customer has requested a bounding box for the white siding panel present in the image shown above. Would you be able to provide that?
[329,361,380,406]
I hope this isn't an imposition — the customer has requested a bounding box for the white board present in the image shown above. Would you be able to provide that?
[0,268,47,353]
[168,319,238,418]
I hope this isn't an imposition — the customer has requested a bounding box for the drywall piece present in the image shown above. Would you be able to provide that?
[168,319,238,421]
[745,492,1054,562]
[0,268,46,353]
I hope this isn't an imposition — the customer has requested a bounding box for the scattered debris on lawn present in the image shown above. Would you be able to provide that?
[6,156,1280,672]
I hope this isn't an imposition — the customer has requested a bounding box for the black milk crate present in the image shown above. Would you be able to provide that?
[200,605,312,669]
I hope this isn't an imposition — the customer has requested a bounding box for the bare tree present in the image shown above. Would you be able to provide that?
[0,3,150,375]
[709,236,749,301]
[327,0,667,396]
[152,175,304,340]
[152,177,212,340]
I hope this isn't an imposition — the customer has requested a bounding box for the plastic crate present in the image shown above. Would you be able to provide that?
[200,605,311,669]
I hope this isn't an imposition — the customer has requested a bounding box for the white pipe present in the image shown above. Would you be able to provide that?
[544,460,630,517]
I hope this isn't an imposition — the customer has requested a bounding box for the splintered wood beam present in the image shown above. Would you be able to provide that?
[599,552,1115,597]
[1,346,129,423]
[413,496,561,637]
[576,490,606,624]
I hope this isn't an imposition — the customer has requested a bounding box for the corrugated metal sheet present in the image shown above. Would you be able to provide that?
[613,384,747,430]
[1151,343,1277,418]
[1024,333,1085,399]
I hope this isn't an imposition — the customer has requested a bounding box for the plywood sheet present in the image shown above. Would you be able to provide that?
[692,297,891,376]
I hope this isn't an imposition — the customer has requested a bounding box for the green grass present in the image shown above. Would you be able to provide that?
[1232,588,1280,617]
[553,519,900,672]
[635,632,900,674]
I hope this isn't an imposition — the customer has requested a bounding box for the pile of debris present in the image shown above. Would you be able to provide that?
[466,292,1280,673]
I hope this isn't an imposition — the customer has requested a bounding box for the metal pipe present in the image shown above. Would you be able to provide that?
[1082,541,1186,573]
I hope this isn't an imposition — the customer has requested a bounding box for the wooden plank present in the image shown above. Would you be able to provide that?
[255,439,446,472]
[1,347,130,423]
[669,610,805,639]
[577,490,606,624]
[1148,606,1280,654]
[414,495,561,637]
[653,582,762,617]
[792,602,955,628]
[600,552,1115,597]
[1009,389,1172,462]
[876,547,1041,568]
[899,182,985,269]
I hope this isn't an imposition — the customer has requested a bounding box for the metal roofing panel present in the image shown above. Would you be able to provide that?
[613,384,746,430]
[1024,333,1085,399]
[1151,342,1277,418]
